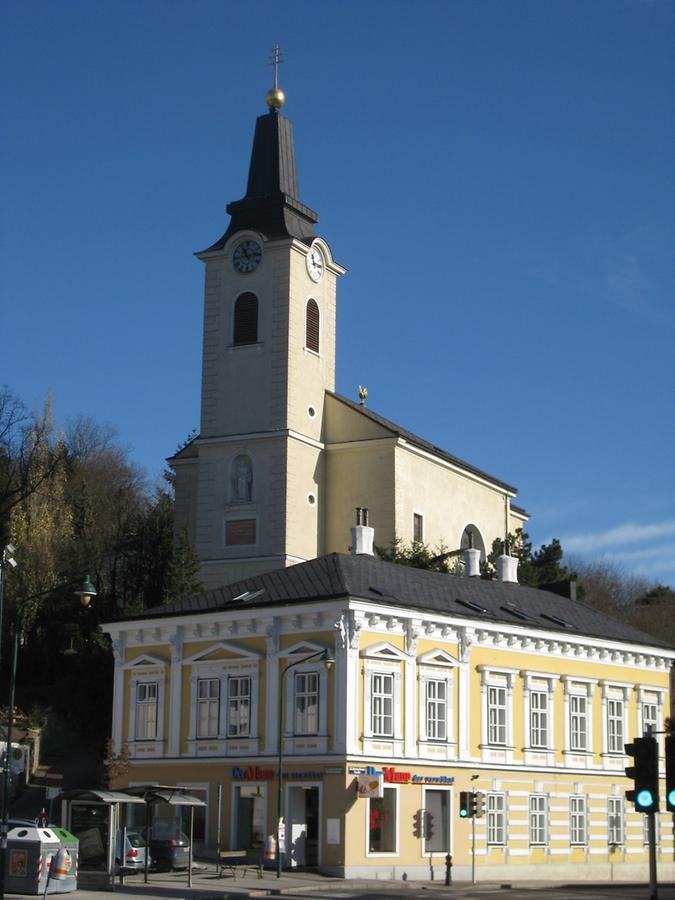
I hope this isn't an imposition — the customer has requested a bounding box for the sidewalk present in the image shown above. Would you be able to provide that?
[5,862,464,899]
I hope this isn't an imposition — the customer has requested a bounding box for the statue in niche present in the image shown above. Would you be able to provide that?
[233,456,253,502]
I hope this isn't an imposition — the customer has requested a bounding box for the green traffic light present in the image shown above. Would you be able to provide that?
[667,789,675,806]
[459,809,468,818]
[636,789,655,809]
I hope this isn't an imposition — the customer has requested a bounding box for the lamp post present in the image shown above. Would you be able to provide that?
[0,574,96,900]
[276,647,333,878]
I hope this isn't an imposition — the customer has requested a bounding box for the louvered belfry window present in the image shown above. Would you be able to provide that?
[233,292,258,345]
[306,298,320,353]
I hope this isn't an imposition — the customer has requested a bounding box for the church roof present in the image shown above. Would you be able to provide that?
[120,553,671,651]
[200,108,318,253]
[328,392,520,497]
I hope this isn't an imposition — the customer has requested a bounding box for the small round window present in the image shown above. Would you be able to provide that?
[307,493,316,505]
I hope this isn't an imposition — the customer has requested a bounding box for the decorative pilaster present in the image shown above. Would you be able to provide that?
[168,628,184,756]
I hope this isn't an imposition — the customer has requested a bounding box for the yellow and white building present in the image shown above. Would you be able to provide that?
[102,545,674,882]
[102,77,675,883]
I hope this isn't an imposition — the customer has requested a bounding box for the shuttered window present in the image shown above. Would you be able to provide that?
[233,292,258,345]
[305,299,320,353]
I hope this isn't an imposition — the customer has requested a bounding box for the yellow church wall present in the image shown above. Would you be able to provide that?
[393,443,511,555]
[324,442,397,553]
[285,437,323,561]
[323,395,394,443]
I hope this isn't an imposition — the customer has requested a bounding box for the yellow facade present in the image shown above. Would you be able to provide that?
[104,562,674,883]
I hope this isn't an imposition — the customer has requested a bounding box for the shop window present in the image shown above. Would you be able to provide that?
[233,292,258,345]
[570,795,587,846]
[368,787,397,854]
[423,789,450,853]
[234,784,265,851]
[197,678,220,738]
[135,682,158,739]
[528,795,547,846]
[487,793,506,846]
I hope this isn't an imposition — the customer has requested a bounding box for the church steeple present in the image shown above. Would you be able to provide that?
[207,50,318,249]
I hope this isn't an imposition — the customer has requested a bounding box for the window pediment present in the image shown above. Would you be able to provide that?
[418,648,459,667]
[361,641,406,661]
[282,640,326,659]
[123,653,167,670]
[184,641,261,665]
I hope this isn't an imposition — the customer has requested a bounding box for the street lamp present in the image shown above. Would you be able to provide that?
[276,647,333,878]
[0,574,96,900]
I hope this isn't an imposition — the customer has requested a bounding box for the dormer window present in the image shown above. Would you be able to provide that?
[233,292,258,344]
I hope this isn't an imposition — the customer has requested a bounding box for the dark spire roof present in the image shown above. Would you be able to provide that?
[202,108,318,252]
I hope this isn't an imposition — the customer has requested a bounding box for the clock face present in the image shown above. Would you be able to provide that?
[306,245,324,282]
[233,239,262,273]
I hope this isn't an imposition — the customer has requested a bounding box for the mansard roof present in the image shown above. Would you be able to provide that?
[327,392,520,497]
[120,553,671,651]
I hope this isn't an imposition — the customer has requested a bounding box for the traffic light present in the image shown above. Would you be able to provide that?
[625,735,659,813]
[468,792,478,817]
[666,733,675,814]
[413,809,423,837]
[424,810,434,842]
[475,792,486,818]
[459,791,471,818]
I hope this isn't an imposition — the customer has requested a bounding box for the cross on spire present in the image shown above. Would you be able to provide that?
[268,42,284,90]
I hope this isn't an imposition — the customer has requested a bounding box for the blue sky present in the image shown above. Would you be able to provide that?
[2,1,673,587]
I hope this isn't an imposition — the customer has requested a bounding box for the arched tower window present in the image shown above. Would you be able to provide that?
[460,524,486,561]
[231,453,254,503]
[305,299,320,353]
[233,292,258,345]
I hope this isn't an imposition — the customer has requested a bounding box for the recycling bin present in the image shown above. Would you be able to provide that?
[5,824,77,894]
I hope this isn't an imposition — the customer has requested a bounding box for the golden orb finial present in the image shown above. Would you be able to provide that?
[266,87,285,110]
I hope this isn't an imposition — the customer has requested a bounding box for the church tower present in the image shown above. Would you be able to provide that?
[172,59,344,588]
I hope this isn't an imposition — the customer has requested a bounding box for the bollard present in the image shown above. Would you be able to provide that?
[445,852,452,886]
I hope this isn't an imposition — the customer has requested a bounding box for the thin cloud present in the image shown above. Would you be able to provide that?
[561,519,675,554]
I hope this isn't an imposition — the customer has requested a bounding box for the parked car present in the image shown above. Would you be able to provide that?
[115,830,150,872]
[149,831,190,872]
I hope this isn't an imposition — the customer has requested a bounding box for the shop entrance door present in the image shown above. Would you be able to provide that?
[286,786,319,868]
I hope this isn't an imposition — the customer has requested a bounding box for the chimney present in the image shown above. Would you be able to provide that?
[463,530,481,577]
[351,508,374,556]
[496,541,519,583]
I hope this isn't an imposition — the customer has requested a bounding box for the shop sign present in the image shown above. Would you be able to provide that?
[357,773,384,798]
[355,765,455,785]
[232,766,324,781]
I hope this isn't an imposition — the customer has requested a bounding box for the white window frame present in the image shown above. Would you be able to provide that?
[125,657,167,757]
[197,677,220,738]
[562,677,596,757]
[135,681,158,739]
[283,661,329,742]
[477,667,517,763]
[227,674,252,737]
[608,796,624,846]
[366,785,399,857]
[600,682,630,757]
[293,670,319,736]
[362,644,405,753]
[425,678,448,741]
[528,794,548,846]
[184,645,261,756]
[486,793,506,846]
[488,685,507,746]
[570,795,587,846]
[529,690,549,749]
